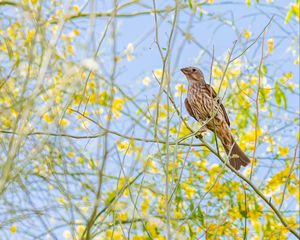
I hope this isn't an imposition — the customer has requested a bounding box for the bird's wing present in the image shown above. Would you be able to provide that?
[185,98,197,121]
[205,84,231,126]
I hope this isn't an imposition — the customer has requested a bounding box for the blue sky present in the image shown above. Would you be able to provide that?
[1,0,299,239]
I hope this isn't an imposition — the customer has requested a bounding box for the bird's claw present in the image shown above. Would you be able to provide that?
[195,128,207,139]
[195,134,203,139]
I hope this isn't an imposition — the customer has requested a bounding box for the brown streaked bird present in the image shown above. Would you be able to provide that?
[181,66,250,170]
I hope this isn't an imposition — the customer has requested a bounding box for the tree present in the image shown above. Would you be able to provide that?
[0,0,299,239]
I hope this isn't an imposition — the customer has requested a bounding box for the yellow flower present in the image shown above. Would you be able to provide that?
[174,209,183,218]
[283,72,293,80]
[144,156,158,173]
[294,56,299,65]
[59,118,69,126]
[143,76,151,86]
[267,38,274,54]
[156,236,166,240]
[82,196,89,203]
[127,53,134,61]
[133,236,148,240]
[181,183,196,199]
[158,109,167,120]
[250,76,257,85]
[141,198,149,214]
[212,66,223,78]
[126,43,134,52]
[73,5,80,14]
[80,206,89,214]
[126,43,135,61]
[10,224,17,234]
[193,159,207,169]
[119,212,128,221]
[287,82,295,91]
[98,91,109,106]
[7,26,16,39]
[77,156,85,165]
[116,141,129,152]
[67,151,75,158]
[63,230,72,239]
[112,98,126,119]
[243,30,252,39]
[77,225,85,235]
[73,29,80,36]
[239,80,253,95]
[265,167,290,195]
[178,123,190,138]
[57,197,66,205]
[146,222,159,237]
[56,9,63,17]
[175,83,187,96]
[66,44,74,55]
[292,3,300,21]
[26,29,35,43]
[157,196,165,214]
[153,69,163,79]
[243,128,263,142]
[31,0,38,5]
[228,206,242,220]
[260,86,272,98]
[42,112,54,123]
[278,146,289,156]
[248,208,262,221]
[106,229,124,240]
[209,164,221,174]
[243,167,252,176]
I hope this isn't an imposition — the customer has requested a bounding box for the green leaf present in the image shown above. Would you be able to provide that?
[197,207,205,226]
[285,8,293,23]
[199,7,203,18]
[274,82,287,109]
[274,82,281,106]
[259,88,266,106]
[189,201,195,212]
[261,65,268,75]
[4,37,13,60]
[105,190,117,206]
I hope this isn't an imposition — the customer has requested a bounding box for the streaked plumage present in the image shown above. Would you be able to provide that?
[181,67,250,170]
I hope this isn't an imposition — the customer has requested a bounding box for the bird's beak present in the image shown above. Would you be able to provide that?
[180,68,189,74]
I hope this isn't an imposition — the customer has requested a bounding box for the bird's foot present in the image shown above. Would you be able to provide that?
[195,127,207,139]
[195,134,203,139]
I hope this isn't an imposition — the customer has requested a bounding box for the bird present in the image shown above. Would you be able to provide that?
[180,66,250,170]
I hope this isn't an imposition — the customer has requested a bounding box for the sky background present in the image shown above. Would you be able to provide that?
[0,0,299,239]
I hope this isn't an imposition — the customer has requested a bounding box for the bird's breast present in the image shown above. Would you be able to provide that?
[187,83,222,124]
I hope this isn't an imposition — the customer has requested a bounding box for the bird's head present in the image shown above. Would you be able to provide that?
[180,67,205,84]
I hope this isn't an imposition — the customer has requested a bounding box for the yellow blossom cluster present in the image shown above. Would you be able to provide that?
[212,59,242,88]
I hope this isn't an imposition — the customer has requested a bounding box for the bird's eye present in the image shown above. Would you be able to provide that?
[192,68,196,72]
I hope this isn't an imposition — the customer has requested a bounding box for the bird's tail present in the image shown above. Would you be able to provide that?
[223,138,250,170]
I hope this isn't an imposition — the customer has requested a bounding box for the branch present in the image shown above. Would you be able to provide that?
[159,67,299,239]
[0,129,205,147]
[279,139,300,210]
[201,141,299,238]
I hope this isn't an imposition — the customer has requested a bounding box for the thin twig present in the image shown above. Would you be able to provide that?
[279,139,300,210]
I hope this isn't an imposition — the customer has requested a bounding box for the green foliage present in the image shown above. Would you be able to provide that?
[274,82,288,109]
[0,0,298,239]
